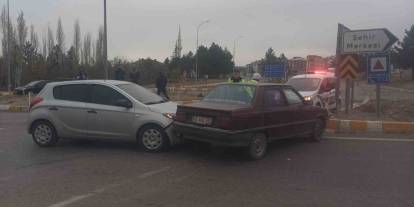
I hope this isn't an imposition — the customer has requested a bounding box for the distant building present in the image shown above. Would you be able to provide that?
[246,60,261,75]
[288,57,306,75]
[306,55,327,73]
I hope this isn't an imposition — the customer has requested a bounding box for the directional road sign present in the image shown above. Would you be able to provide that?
[342,29,398,54]
[264,64,285,79]
[338,54,360,79]
[367,53,390,84]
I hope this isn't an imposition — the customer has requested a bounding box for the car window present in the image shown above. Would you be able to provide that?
[327,78,336,91]
[286,78,321,92]
[90,84,129,106]
[53,84,89,102]
[319,79,328,92]
[264,89,286,107]
[203,84,256,106]
[283,89,303,105]
[117,83,165,105]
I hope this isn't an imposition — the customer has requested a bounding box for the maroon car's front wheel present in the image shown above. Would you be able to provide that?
[246,133,268,160]
[310,118,325,142]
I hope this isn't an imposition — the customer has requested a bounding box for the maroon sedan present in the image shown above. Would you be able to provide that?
[173,83,328,160]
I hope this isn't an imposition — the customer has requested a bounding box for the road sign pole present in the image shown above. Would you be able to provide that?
[345,78,351,114]
[376,83,381,118]
[350,79,354,110]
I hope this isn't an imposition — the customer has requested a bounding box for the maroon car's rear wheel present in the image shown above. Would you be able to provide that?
[246,133,268,160]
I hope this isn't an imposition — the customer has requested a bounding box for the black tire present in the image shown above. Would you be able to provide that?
[245,133,268,160]
[309,118,325,142]
[138,125,170,152]
[31,120,59,147]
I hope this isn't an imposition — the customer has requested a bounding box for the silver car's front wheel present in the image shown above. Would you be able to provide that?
[138,125,169,152]
[32,121,58,147]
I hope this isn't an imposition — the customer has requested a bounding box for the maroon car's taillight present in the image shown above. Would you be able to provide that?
[174,111,186,122]
[216,117,233,130]
[29,97,43,111]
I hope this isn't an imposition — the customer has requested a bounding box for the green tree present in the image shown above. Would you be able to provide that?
[392,25,414,80]
[264,47,279,64]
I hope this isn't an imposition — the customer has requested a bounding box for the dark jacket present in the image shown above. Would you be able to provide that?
[156,74,168,89]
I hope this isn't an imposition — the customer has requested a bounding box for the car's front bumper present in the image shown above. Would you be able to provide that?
[173,122,253,147]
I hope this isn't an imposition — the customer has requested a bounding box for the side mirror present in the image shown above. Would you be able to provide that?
[115,99,133,108]
[304,100,313,105]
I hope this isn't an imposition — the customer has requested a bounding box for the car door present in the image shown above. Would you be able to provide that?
[282,88,314,136]
[262,87,295,140]
[51,84,89,138]
[85,84,135,139]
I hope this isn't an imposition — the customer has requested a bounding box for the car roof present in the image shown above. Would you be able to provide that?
[218,83,292,88]
[46,80,131,87]
[289,73,335,79]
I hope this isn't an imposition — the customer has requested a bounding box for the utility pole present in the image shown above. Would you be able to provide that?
[103,0,108,79]
[232,35,243,73]
[195,20,210,81]
[7,0,11,94]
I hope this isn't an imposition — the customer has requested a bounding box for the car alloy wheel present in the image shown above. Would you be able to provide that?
[247,133,268,160]
[32,121,58,147]
[138,125,169,152]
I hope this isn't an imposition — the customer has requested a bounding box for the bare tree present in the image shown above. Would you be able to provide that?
[56,17,65,52]
[95,26,104,66]
[56,18,65,70]
[47,25,54,56]
[16,11,28,86]
[30,25,39,53]
[42,34,47,60]
[82,32,92,65]
[73,19,81,64]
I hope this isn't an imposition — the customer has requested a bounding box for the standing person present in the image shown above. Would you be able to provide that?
[115,67,125,80]
[156,72,170,100]
[249,73,262,84]
[129,69,140,84]
[74,70,88,80]
[228,69,244,83]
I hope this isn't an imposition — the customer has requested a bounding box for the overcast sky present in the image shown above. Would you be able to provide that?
[6,0,414,65]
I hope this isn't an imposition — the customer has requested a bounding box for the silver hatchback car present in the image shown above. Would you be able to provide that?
[27,80,178,152]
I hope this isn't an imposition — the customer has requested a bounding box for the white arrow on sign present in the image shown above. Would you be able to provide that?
[342,29,398,53]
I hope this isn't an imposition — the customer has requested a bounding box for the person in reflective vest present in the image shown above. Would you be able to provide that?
[228,69,244,83]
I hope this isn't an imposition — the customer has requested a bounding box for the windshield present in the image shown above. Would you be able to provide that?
[26,81,41,87]
[117,83,166,105]
[203,84,256,105]
[286,78,321,92]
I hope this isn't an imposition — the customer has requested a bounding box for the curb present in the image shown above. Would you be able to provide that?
[327,119,414,134]
[0,105,28,112]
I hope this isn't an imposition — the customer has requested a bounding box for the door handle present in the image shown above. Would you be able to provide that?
[48,106,58,111]
[87,110,97,114]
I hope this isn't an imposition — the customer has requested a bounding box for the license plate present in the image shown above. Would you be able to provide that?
[192,116,212,125]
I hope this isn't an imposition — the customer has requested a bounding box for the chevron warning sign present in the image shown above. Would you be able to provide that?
[338,54,360,79]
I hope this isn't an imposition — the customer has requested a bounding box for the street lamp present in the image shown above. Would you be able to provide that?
[195,19,210,81]
[232,35,243,73]
[103,0,108,80]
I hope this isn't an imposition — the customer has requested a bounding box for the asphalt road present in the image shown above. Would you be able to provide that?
[1,112,414,207]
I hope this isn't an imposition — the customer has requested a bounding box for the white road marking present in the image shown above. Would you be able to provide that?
[47,194,94,207]
[46,166,171,207]
[139,166,171,179]
[325,136,414,142]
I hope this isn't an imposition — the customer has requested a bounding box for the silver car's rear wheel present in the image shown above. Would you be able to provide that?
[138,125,170,152]
[32,121,58,147]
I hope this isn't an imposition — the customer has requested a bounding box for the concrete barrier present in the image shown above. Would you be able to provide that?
[327,119,414,134]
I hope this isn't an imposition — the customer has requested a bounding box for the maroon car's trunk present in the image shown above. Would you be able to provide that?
[175,101,251,130]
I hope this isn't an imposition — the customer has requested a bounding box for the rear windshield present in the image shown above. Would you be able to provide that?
[203,84,256,105]
[117,83,166,105]
[286,78,321,92]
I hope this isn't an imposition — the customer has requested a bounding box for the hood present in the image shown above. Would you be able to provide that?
[298,91,317,97]
[147,101,177,114]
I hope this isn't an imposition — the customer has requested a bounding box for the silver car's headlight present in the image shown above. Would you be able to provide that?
[163,113,175,119]
[304,96,312,101]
